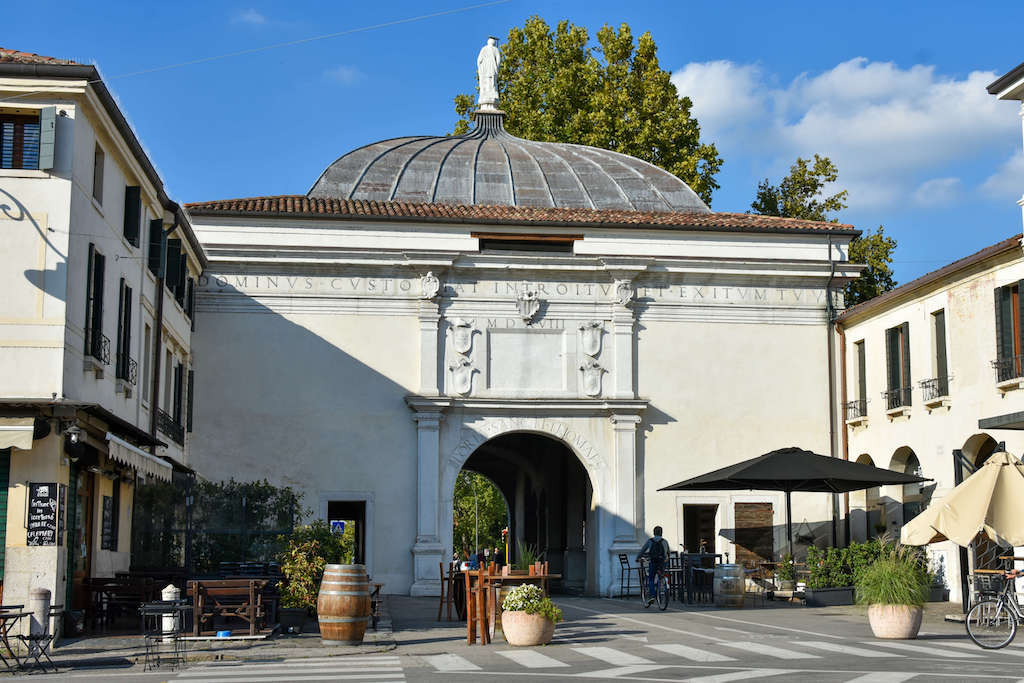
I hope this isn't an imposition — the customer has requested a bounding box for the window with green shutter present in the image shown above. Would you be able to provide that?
[123,186,141,247]
[1,114,41,169]
[884,323,911,409]
[147,219,166,277]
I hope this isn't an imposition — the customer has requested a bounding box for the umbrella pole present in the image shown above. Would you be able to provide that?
[786,490,794,558]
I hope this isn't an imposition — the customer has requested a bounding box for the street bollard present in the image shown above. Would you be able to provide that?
[28,587,51,657]
[161,584,180,643]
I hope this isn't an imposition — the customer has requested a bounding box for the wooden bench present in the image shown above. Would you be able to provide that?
[187,579,267,636]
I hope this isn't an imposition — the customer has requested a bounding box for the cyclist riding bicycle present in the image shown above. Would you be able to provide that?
[636,525,670,607]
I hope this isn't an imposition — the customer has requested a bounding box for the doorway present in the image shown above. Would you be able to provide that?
[456,432,593,594]
[734,502,774,567]
[682,504,718,553]
[327,500,366,565]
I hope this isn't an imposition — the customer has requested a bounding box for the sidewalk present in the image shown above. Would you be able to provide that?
[43,597,396,671]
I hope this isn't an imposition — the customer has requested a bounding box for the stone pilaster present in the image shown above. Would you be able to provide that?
[410,410,444,596]
[418,300,441,395]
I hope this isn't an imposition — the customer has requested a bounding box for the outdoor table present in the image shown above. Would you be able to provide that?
[0,610,30,671]
[457,569,561,645]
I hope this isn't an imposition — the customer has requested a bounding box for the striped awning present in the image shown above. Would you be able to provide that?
[106,432,172,482]
[0,418,34,451]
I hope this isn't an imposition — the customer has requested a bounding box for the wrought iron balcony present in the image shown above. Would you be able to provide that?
[157,408,185,446]
[882,386,912,411]
[845,399,867,421]
[115,354,138,385]
[920,375,950,401]
[992,356,1024,383]
[86,328,110,365]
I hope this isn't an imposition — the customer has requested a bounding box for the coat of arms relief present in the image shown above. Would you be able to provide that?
[447,318,477,395]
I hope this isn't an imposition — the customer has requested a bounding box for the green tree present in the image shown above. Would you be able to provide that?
[453,17,722,205]
[453,471,509,555]
[750,155,897,306]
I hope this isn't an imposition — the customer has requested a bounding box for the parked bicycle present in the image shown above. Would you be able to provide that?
[966,570,1022,649]
[639,559,670,611]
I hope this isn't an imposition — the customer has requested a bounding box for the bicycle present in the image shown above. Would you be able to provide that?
[966,571,1022,649]
[639,559,670,611]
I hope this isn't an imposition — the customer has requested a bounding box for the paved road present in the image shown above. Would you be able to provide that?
[20,596,1024,682]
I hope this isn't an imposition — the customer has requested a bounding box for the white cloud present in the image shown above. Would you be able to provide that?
[982,152,1024,199]
[672,58,1020,210]
[911,177,962,206]
[324,65,364,86]
[232,9,267,25]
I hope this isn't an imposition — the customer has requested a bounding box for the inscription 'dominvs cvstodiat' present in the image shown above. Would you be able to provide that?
[199,274,829,306]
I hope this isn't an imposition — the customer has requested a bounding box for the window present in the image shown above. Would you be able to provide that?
[185,277,195,323]
[92,143,105,204]
[84,244,106,363]
[994,282,1024,381]
[172,362,184,424]
[1,114,39,169]
[847,340,867,419]
[474,232,580,253]
[186,369,195,432]
[147,218,166,276]
[163,349,173,409]
[123,186,141,247]
[925,309,949,399]
[142,324,152,402]
[115,279,133,382]
[165,238,186,304]
[884,322,911,409]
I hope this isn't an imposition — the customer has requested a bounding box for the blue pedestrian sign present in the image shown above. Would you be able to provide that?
[330,520,345,534]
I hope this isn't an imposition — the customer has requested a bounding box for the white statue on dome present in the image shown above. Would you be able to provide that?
[477,36,501,111]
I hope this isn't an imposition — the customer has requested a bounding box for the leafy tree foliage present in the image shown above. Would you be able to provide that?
[453,17,722,205]
[750,155,897,306]
[453,470,509,555]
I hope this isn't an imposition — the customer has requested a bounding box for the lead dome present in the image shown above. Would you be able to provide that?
[308,112,711,214]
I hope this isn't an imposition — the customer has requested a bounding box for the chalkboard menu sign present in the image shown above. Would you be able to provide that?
[57,484,66,547]
[100,495,114,550]
[27,482,58,546]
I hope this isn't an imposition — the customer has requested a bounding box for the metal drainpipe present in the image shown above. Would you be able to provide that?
[825,237,839,546]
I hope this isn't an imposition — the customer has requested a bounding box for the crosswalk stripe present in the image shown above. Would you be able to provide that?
[496,650,569,668]
[941,640,1024,656]
[799,641,903,658]
[719,641,819,660]
[573,646,654,665]
[646,643,736,662]
[682,669,793,683]
[424,653,481,671]
[180,665,402,676]
[177,675,403,683]
[861,641,982,658]
[282,657,401,663]
[582,665,665,678]
[844,674,917,682]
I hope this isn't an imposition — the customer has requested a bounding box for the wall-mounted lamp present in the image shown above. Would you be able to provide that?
[65,425,83,445]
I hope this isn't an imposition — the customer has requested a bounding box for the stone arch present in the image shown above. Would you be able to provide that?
[450,468,512,557]
[886,446,928,528]
[850,454,883,541]
[962,433,1000,469]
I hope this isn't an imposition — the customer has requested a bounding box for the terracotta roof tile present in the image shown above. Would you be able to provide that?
[184,195,858,235]
[0,48,79,65]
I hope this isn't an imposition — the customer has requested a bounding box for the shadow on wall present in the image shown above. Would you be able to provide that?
[2,187,69,303]
[718,517,835,564]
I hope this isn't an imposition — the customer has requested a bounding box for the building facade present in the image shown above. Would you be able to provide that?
[0,49,204,616]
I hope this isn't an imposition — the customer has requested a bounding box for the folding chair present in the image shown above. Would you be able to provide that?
[15,604,62,673]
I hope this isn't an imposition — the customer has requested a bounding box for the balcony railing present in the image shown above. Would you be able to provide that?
[845,399,867,420]
[157,408,185,446]
[115,354,138,385]
[920,375,950,401]
[882,386,912,411]
[86,329,110,365]
[992,356,1024,383]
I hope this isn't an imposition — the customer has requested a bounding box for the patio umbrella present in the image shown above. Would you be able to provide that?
[659,446,930,555]
[901,451,1024,547]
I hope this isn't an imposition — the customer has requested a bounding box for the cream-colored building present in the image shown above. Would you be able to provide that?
[185,104,860,596]
[0,49,205,616]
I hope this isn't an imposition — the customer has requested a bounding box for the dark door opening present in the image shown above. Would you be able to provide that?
[327,500,366,565]
[682,504,717,553]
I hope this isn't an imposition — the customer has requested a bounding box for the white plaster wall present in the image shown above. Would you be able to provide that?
[189,308,419,592]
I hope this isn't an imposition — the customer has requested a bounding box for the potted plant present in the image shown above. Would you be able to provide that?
[776,554,796,591]
[500,584,562,646]
[805,546,856,606]
[277,520,354,634]
[856,540,931,639]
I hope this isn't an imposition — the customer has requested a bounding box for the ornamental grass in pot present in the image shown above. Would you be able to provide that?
[501,584,562,646]
[855,539,931,640]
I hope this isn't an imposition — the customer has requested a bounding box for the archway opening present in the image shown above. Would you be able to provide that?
[961,433,1006,570]
[452,471,510,564]
[455,431,594,594]
[850,454,883,541]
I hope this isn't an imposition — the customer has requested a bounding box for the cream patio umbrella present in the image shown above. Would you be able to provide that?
[901,452,1024,547]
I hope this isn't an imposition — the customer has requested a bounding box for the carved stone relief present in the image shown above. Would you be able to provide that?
[579,320,603,357]
[615,279,636,306]
[516,281,541,324]
[420,271,441,300]
[449,318,476,355]
[448,357,476,395]
[579,358,606,397]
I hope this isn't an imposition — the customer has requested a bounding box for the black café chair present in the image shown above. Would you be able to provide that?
[617,554,641,597]
[15,604,63,673]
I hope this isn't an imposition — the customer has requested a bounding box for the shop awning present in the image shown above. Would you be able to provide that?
[106,432,172,482]
[0,417,35,450]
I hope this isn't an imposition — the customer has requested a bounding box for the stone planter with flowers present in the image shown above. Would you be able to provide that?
[500,584,562,646]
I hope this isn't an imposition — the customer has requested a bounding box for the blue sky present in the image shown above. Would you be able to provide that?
[6,0,1024,283]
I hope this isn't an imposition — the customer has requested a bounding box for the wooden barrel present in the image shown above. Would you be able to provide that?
[317,564,370,645]
[713,564,745,608]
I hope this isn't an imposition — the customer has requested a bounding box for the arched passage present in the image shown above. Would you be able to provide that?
[889,447,929,526]
[850,454,883,541]
[454,431,595,594]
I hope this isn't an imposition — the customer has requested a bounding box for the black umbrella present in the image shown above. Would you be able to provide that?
[658,447,931,555]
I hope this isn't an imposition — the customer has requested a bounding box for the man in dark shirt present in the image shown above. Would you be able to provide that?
[636,525,670,606]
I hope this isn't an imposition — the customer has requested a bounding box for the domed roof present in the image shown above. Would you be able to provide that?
[308,113,710,214]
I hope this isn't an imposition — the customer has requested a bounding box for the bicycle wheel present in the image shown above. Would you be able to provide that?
[640,570,650,607]
[657,575,669,611]
[966,599,1017,649]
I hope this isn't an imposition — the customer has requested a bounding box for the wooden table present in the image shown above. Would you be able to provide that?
[458,568,561,645]
[187,579,268,636]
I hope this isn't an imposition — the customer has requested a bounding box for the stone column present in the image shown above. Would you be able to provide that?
[608,413,642,595]
[410,410,444,596]
[418,300,441,395]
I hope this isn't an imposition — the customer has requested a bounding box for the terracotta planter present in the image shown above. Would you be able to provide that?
[867,604,923,639]
[501,611,555,646]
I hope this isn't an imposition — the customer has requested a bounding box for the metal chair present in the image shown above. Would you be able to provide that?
[139,600,190,671]
[15,604,63,673]
[617,554,641,597]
